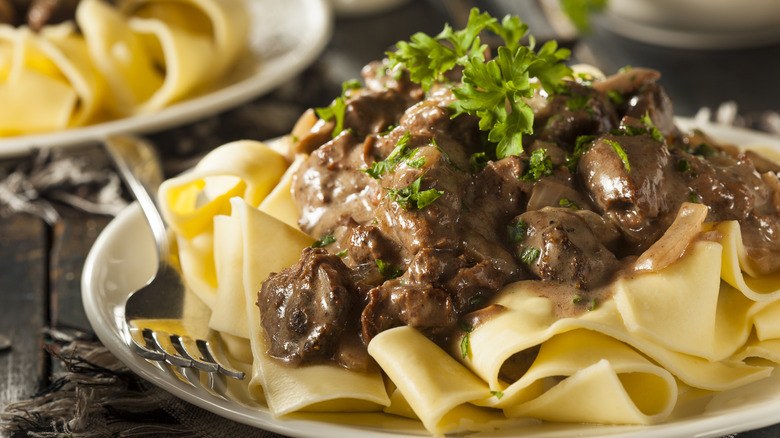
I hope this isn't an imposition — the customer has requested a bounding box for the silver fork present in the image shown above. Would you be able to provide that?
[103,135,245,384]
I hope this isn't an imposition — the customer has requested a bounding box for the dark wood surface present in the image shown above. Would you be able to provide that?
[2,1,780,436]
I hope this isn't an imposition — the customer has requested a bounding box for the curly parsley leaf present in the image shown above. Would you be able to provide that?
[315,98,346,139]
[385,176,444,210]
[604,139,631,172]
[639,112,665,142]
[460,322,475,359]
[388,8,494,92]
[559,198,580,210]
[469,152,490,173]
[390,8,572,160]
[520,148,554,181]
[314,80,362,138]
[520,246,540,264]
[508,217,527,244]
[565,134,596,172]
[363,132,425,179]
[311,230,336,248]
[376,259,403,279]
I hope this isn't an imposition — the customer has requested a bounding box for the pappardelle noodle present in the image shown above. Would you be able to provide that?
[158,8,780,436]
[0,0,247,137]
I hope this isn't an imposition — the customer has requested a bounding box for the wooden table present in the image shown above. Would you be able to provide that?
[2,1,780,436]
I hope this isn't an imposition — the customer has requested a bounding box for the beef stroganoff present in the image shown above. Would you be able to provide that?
[157,9,780,435]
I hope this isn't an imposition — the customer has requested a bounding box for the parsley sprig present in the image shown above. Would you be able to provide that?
[315,80,362,138]
[363,132,424,179]
[311,230,336,248]
[389,8,572,160]
[520,149,554,181]
[385,176,444,210]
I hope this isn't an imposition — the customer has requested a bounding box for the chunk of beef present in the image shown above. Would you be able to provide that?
[373,144,468,258]
[347,223,400,266]
[361,60,423,100]
[361,280,456,340]
[683,148,780,273]
[577,133,682,252]
[293,132,381,237]
[257,248,356,366]
[343,89,410,137]
[536,82,619,148]
[514,207,620,289]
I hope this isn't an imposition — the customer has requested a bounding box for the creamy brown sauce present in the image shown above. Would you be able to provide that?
[256,60,780,370]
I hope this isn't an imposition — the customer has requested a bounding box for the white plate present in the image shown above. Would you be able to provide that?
[0,0,332,158]
[82,120,780,438]
[596,8,780,49]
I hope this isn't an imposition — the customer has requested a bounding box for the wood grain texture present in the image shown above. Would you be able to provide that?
[0,212,48,403]
[49,207,111,332]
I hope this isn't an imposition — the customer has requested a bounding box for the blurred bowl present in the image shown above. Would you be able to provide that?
[600,0,780,49]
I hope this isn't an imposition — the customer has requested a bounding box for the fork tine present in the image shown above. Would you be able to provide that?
[196,339,246,380]
[128,327,166,361]
[172,335,219,373]
[151,331,194,368]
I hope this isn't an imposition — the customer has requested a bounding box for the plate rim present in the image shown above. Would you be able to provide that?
[81,119,780,438]
[0,0,333,158]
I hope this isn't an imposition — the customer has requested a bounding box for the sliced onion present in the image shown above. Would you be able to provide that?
[633,202,709,272]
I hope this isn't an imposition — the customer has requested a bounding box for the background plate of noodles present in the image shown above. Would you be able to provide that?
[0,0,331,157]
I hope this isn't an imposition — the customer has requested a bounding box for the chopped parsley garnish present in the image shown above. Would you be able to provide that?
[604,139,631,172]
[614,112,663,143]
[575,71,595,86]
[315,98,346,138]
[336,249,349,258]
[469,152,490,173]
[606,89,624,105]
[565,94,592,112]
[565,134,595,172]
[677,159,691,172]
[559,198,580,210]
[363,132,424,179]
[376,259,403,279]
[490,390,505,399]
[315,80,362,138]
[520,246,540,264]
[460,322,475,358]
[385,176,444,210]
[389,8,572,160]
[693,143,718,157]
[639,112,664,142]
[688,192,699,203]
[379,124,396,136]
[508,217,527,244]
[311,230,336,248]
[520,149,554,181]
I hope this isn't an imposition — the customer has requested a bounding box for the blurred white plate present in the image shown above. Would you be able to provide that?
[0,0,332,158]
[82,121,780,437]
[599,0,780,49]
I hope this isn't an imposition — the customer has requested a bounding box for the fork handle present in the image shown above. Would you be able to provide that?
[103,135,170,272]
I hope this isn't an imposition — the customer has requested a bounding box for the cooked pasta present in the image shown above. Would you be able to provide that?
[0,0,247,136]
